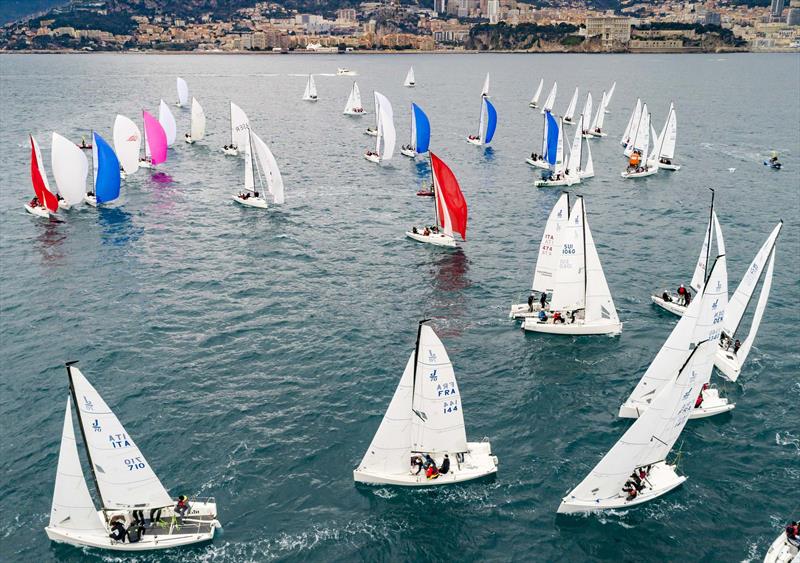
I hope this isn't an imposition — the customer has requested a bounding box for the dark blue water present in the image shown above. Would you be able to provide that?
[1,53,798,562]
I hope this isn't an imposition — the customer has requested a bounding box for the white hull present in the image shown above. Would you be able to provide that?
[139,159,153,169]
[650,294,687,317]
[589,131,607,138]
[509,302,543,319]
[529,103,538,109]
[535,176,579,188]
[354,442,497,486]
[120,171,127,180]
[364,153,380,163]
[184,137,194,144]
[715,346,741,382]
[558,461,686,514]
[84,195,98,207]
[621,167,659,179]
[365,128,378,137]
[400,148,416,158]
[303,97,318,103]
[466,137,482,146]
[764,531,800,563]
[619,388,734,420]
[526,157,550,170]
[222,148,238,156]
[522,317,622,336]
[344,109,365,116]
[406,230,456,248]
[563,118,574,125]
[659,163,681,171]
[232,195,268,209]
[24,204,51,218]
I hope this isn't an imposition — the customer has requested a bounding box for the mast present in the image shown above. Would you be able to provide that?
[704,189,715,287]
[411,319,430,422]
[89,131,96,196]
[230,103,234,146]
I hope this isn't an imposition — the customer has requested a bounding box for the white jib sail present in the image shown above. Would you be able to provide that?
[542,81,557,113]
[583,201,619,325]
[309,75,317,98]
[581,94,593,131]
[531,78,543,106]
[564,87,579,121]
[51,132,89,205]
[190,97,206,141]
[591,91,607,131]
[244,132,255,193]
[49,398,106,534]
[176,77,189,107]
[531,192,570,294]
[661,105,677,160]
[250,131,284,204]
[555,118,566,174]
[230,102,250,149]
[605,81,616,110]
[583,137,594,177]
[648,123,660,162]
[567,118,583,176]
[404,67,415,86]
[481,72,490,97]
[344,82,361,113]
[478,97,487,144]
[112,115,141,175]
[549,197,586,312]
[622,98,642,147]
[631,107,650,155]
[691,210,726,293]
[734,251,775,367]
[158,100,177,146]
[375,91,396,160]
[69,366,172,510]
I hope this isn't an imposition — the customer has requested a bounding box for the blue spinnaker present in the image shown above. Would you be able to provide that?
[545,112,559,166]
[484,99,497,144]
[93,132,121,204]
[412,103,431,154]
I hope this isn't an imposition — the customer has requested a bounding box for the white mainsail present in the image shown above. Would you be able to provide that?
[302,75,318,100]
[244,130,255,193]
[49,398,106,534]
[530,78,543,107]
[629,106,650,156]
[176,77,189,107]
[542,81,557,114]
[581,94,593,132]
[190,97,206,141]
[481,72,490,97]
[605,81,616,111]
[531,193,571,294]
[158,100,177,146]
[112,115,141,175]
[250,130,285,204]
[690,205,726,293]
[564,87,579,121]
[590,91,607,132]
[404,67,415,87]
[621,98,642,147]
[374,91,396,161]
[660,105,677,160]
[51,132,89,205]
[230,102,250,149]
[69,366,172,510]
[549,197,586,312]
[567,117,583,177]
[344,82,362,113]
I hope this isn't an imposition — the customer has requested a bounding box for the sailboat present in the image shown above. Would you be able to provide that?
[509,192,571,319]
[621,255,733,420]
[764,525,800,563]
[403,67,416,87]
[577,114,595,180]
[621,98,642,148]
[302,75,318,102]
[24,135,59,218]
[184,98,206,144]
[604,81,616,113]
[562,87,579,124]
[522,195,622,335]
[541,81,557,114]
[364,92,396,163]
[112,115,141,178]
[224,102,249,156]
[481,72,490,97]
[651,190,724,317]
[175,77,189,108]
[588,91,608,137]
[353,321,498,486]
[51,132,89,208]
[140,110,168,168]
[158,100,177,146]
[621,105,659,179]
[558,256,725,514]
[401,103,431,159]
[580,93,593,138]
[466,96,497,146]
[527,110,555,169]
[44,362,220,550]
[652,103,680,170]
[84,132,121,207]
[715,221,782,381]
[233,129,285,209]
[534,115,573,188]
[529,78,543,109]
[343,82,365,115]
[406,152,467,248]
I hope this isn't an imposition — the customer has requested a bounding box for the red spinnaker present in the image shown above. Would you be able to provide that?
[30,135,58,213]
[431,152,467,240]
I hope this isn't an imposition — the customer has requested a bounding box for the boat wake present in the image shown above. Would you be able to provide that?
[775,431,800,452]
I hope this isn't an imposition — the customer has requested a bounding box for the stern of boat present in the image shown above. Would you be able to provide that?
[405,230,456,248]
[714,347,741,382]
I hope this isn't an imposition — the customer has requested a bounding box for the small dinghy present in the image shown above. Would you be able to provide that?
[764,527,800,563]
[113,115,141,177]
[534,115,577,188]
[44,362,220,551]
[653,103,680,170]
[509,192,571,319]
[24,135,60,218]
[140,110,168,169]
[716,221,782,381]
[651,190,725,317]
[302,74,318,102]
[406,152,467,248]
[558,291,721,513]
[83,131,121,208]
[353,321,498,486]
[467,77,497,147]
[51,132,89,209]
[588,90,608,137]
[521,195,622,335]
[158,100,177,146]
[403,66,415,87]
[223,102,249,156]
[401,103,430,158]
[764,151,782,169]
[175,76,189,108]
[233,129,285,210]
[621,256,734,420]
[540,81,557,114]
[529,78,543,109]
[343,82,365,116]
[184,97,206,144]
[363,91,395,163]
[562,86,579,124]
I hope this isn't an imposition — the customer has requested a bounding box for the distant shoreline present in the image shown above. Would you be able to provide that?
[0,48,781,55]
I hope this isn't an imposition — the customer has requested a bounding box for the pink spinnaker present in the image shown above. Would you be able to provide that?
[143,110,168,166]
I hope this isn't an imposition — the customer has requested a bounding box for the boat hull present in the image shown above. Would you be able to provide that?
[526,158,550,170]
[139,160,153,168]
[658,163,681,171]
[24,204,51,218]
[589,131,607,138]
[365,129,378,137]
[222,148,238,156]
[344,110,365,116]
[303,97,318,103]
[619,388,734,420]
[466,137,482,146]
[184,137,194,144]
[522,317,622,336]
[232,195,268,209]
[621,167,659,179]
[400,148,416,158]
[509,302,543,319]
[650,294,687,317]
[84,195,98,207]
[764,531,799,563]
[714,346,741,382]
[535,177,579,188]
[364,153,380,163]
[406,230,456,248]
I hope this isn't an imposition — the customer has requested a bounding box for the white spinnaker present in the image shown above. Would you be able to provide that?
[243,133,255,193]
[564,87,579,121]
[112,115,141,175]
[590,91,607,131]
[190,97,206,140]
[549,197,586,312]
[176,77,189,107]
[230,102,250,148]
[542,82,557,113]
[622,98,642,147]
[158,100,177,146]
[375,91,396,160]
[691,210,726,293]
[49,398,106,533]
[51,132,89,205]
[531,192,570,294]
[69,367,172,510]
[723,222,782,339]
[531,78,543,106]
[584,203,619,325]
[481,72,490,97]
[357,355,413,475]
[404,67,415,86]
[734,251,775,368]
[661,105,677,159]
[567,117,583,174]
[581,93,593,131]
[567,258,726,504]
[250,131,285,204]
[411,325,468,454]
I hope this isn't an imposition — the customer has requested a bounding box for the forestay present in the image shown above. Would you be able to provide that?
[51,132,89,205]
[542,81,557,113]
[590,91,607,131]
[190,98,206,141]
[660,105,677,160]
[621,98,642,146]
[581,94,593,131]
[432,152,468,240]
[344,82,362,113]
[531,192,570,294]
[112,115,141,175]
[158,100,177,146]
[404,67,415,86]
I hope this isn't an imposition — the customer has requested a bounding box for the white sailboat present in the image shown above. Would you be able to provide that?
[509,192,571,319]
[764,527,800,563]
[527,111,552,169]
[529,78,543,109]
[112,115,141,178]
[652,190,725,316]
[578,114,595,179]
[558,256,725,514]
[535,117,574,188]
[541,81,557,114]
[25,135,60,217]
[562,87,579,124]
[604,81,616,113]
[621,105,659,179]
[45,362,220,551]
[621,255,733,420]
[184,98,206,144]
[353,322,498,486]
[522,195,622,335]
[653,103,680,170]
[588,91,608,137]
[302,74,318,102]
[343,82,365,115]
[403,66,416,87]
[158,100,177,146]
[621,98,642,149]
[364,92,395,163]
[224,102,249,156]
[580,93,594,138]
[175,77,189,108]
[52,132,90,208]
[716,221,782,381]
[481,72,490,97]
[233,129,285,209]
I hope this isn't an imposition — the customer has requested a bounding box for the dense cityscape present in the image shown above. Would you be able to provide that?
[1,0,798,53]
